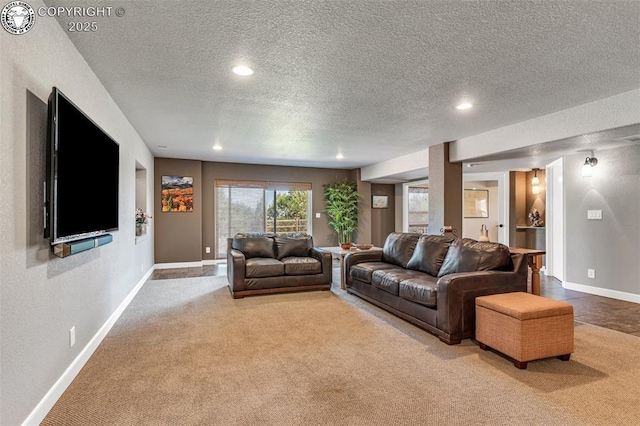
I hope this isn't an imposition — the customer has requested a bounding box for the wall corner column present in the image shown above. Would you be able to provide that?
[428,143,462,235]
[355,169,372,244]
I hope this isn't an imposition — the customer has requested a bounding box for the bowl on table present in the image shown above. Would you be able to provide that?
[353,243,373,250]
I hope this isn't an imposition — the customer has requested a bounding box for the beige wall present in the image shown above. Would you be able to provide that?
[154,159,393,261]
[201,162,353,259]
[154,159,203,263]
[371,184,396,247]
[509,170,546,250]
[428,143,463,235]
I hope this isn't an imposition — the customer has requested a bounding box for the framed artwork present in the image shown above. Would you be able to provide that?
[161,176,194,212]
[464,189,489,218]
[372,195,389,209]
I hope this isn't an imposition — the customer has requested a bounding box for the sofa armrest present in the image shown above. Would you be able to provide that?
[227,249,247,292]
[310,247,333,284]
[436,270,527,337]
[344,250,383,286]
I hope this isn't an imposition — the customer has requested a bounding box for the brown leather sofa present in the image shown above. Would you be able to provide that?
[227,233,332,298]
[345,232,528,344]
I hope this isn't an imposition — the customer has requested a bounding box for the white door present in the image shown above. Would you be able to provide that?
[545,158,564,281]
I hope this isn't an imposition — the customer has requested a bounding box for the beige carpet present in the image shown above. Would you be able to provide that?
[43,276,640,425]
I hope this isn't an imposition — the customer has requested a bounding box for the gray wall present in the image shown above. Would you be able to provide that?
[565,145,640,295]
[0,3,155,424]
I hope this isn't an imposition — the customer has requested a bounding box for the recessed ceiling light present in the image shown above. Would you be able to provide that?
[336,153,344,159]
[213,144,222,151]
[232,65,254,76]
[456,102,473,110]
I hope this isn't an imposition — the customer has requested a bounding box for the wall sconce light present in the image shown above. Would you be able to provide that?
[581,152,598,177]
[531,168,540,194]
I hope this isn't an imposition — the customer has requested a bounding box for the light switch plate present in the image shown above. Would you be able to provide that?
[587,210,602,220]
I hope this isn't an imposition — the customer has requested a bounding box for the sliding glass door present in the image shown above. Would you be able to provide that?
[215,180,311,258]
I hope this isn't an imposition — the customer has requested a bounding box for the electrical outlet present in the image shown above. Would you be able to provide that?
[205,246,211,254]
[587,210,603,220]
[69,326,76,347]
[315,213,321,218]
[587,269,596,279]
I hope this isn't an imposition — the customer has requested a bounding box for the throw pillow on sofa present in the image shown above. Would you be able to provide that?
[275,234,313,259]
[406,234,455,276]
[437,238,511,278]
[381,232,420,268]
[232,234,276,259]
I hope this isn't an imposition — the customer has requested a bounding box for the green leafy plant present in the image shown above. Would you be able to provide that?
[324,179,360,245]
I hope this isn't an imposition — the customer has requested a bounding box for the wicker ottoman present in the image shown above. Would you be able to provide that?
[475,292,574,369]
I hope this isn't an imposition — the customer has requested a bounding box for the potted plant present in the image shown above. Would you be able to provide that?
[324,179,360,248]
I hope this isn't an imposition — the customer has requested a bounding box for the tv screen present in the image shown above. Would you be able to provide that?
[45,87,119,245]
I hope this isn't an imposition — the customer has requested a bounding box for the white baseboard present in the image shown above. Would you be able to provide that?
[154,261,204,269]
[563,281,640,304]
[155,260,225,269]
[22,267,154,426]
[203,259,226,265]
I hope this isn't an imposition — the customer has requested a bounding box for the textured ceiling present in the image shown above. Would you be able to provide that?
[48,0,640,170]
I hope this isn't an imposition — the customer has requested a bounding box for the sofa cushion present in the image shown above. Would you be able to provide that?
[372,269,426,295]
[399,277,438,308]
[232,235,276,259]
[282,256,322,275]
[350,262,404,284]
[245,258,284,278]
[381,232,420,268]
[406,234,455,276]
[437,238,512,278]
[275,234,313,259]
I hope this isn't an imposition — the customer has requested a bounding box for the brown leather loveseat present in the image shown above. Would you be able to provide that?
[227,233,332,298]
[345,232,528,344]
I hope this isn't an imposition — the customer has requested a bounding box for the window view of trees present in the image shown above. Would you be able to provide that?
[266,190,309,234]
[215,181,311,258]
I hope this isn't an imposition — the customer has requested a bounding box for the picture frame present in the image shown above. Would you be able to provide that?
[372,195,388,209]
[464,189,489,218]
[161,176,194,212]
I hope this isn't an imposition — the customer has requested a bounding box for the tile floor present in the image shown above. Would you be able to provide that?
[151,264,640,337]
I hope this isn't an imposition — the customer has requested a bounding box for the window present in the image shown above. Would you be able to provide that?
[408,185,428,234]
[215,180,311,258]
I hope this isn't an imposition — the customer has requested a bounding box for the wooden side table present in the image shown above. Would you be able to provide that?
[509,248,546,296]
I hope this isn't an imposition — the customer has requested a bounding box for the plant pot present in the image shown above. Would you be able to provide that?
[340,243,352,250]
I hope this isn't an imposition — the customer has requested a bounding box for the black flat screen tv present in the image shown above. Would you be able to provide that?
[45,87,119,245]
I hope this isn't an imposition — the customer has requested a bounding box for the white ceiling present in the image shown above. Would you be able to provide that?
[48,1,640,173]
